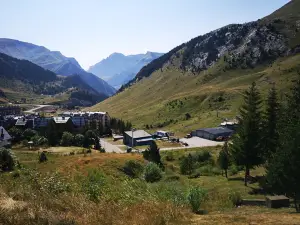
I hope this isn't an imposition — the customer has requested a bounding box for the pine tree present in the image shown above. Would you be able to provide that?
[266,79,300,212]
[230,82,263,186]
[218,141,230,178]
[262,85,280,159]
[142,141,162,166]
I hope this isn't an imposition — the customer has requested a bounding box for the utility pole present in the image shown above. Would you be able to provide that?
[131,128,136,148]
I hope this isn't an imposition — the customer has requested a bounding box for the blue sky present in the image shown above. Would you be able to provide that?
[1,0,289,69]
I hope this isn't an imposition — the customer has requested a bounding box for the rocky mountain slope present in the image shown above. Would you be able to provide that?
[0,38,116,96]
[0,53,106,105]
[90,0,300,135]
[88,52,163,88]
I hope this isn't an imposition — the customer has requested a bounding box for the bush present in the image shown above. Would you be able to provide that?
[144,162,162,183]
[23,128,37,141]
[31,135,48,147]
[82,169,106,202]
[180,154,194,175]
[229,164,243,176]
[100,148,106,153]
[228,190,242,206]
[0,147,16,171]
[197,165,221,176]
[74,134,84,147]
[123,160,144,178]
[39,152,48,163]
[187,187,207,213]
[196,150,211,163]
[165,152,175,161]
[61,132,74,146]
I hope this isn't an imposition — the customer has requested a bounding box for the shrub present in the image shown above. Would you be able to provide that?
[0,147,15,171]
[123,160,144,178]
[82,169,106,202]
[228,190,242,206]
[61,132,74,146]
[180,154,194,175]
[198,165,221,176]
[100,148,106,153]
[144,162,162,183]
[23,128,37,141]
[39,152,48,163]
[74,134,84,147]
[187,187,207,213]
[229,164,243,176]
[165,151,175,161]
[196,150,211,163]
[143,141,162,165]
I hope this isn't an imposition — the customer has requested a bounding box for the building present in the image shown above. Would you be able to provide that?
[34,117,52,129]
[0,126,12,147]
[0,105,21,116]
[124,130,153,147]
[154,130,174,139]
[191,127,234,140]
[59,111,111,132]
[220,120,239,131]
[15,118,34,129]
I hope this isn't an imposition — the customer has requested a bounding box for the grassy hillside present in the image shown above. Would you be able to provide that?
[90,1,300,136]
[90,54,300,135]
[1,146,299,224]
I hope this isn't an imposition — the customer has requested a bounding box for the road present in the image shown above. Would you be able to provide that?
[100,138,125,153]
[24,104,52,113]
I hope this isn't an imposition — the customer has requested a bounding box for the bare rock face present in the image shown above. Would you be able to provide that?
[180,22,289,72]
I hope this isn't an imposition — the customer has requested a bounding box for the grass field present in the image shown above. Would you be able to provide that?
[1,146,299,224]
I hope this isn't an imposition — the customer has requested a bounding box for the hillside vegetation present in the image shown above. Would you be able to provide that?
[90,0,300,135]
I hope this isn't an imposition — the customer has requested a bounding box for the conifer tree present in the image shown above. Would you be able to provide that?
[218,141,230,178]
[266,79,300,212]
[230,82,263,186]
[262,84,280,159]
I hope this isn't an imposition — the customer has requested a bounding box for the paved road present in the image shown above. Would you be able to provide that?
[100,139,125,153]
[24,104,52,113]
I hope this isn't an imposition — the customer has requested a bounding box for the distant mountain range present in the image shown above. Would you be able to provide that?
[88,52,164,89]
[0,52,107,105]
[0,38,116,96]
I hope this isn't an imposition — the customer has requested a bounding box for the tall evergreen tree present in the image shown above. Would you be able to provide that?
[143,141,162,166]
[230,82,263,186]
[262,85,280,159]
[266,79,300,212]
[218,141,230,178]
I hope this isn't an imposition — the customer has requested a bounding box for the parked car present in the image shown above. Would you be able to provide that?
[185,134,191,138]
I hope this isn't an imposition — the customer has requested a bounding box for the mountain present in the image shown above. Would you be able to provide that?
[0,52,107,105]
[90,0,300,135]
[88,51,164,88]
[0,38,116,96]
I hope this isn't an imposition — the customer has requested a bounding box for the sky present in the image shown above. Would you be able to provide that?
[1,0,289,70]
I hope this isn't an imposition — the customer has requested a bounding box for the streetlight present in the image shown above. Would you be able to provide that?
[131,128,136,148]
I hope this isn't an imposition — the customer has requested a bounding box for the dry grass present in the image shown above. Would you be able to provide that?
[191,206,300,225]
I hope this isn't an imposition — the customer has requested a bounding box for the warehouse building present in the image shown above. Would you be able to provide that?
[191,127,234,141]
[124,130,153,147]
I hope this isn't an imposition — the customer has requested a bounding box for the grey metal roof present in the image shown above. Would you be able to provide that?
[0,126,11,141]
[196,127,233,135]
[125,130,152,139]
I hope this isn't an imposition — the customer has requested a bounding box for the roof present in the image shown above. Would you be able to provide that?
[34,117,52,127]
[0,126,12,141]
[196,127,234,135]
[125,130,152,139]
[136,138,154,143]
[15,118,27,126]
[53,117,70,124]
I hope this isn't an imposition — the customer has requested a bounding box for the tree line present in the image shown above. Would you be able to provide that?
[216,78,300,212]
